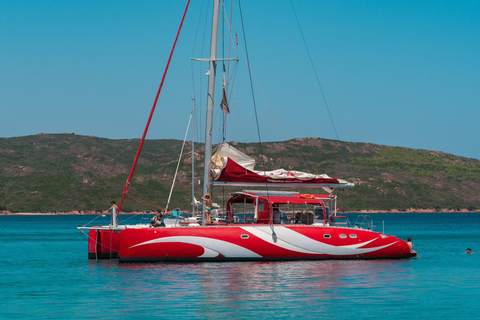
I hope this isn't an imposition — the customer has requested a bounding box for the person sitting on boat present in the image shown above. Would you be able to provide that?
[202,193,213,224]
[173,207,181,217]
[295,212,303,224]
[407,237,416,253]
[304,210,314,225]
[150,209,164,227]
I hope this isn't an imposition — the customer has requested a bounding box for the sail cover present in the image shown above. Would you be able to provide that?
[211,143,354,190]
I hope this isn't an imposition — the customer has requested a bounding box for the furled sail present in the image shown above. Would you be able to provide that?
[211,143,354,190]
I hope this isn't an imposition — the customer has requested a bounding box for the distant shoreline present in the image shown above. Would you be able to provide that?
[0,211,143,216]
[1,209,477,215]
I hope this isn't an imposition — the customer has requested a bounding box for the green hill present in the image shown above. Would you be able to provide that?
[1,134,479,213]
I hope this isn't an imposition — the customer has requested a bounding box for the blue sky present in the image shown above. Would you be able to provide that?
[1,1,479,159]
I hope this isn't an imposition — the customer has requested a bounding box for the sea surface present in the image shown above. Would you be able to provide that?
[0,212,479,319]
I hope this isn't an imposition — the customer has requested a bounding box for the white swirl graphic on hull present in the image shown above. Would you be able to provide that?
[240,226,396,255]
[129,236,262,258]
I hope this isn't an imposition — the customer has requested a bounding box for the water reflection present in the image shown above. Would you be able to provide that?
[83,259,415,317]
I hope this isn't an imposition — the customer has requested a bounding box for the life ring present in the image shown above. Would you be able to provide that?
[300,194,315,199]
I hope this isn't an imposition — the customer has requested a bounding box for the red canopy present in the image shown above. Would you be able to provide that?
[213,157,353,188]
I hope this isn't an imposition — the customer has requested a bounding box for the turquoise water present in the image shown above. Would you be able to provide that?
[1,212,479,319]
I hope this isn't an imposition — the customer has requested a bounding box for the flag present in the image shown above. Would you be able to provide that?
[221,88,230,114]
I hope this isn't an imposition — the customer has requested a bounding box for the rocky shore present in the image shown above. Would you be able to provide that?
[1,208,477,215]
[345,208,474,213]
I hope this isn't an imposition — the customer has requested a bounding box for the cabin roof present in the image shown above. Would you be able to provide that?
[229,190,334,205]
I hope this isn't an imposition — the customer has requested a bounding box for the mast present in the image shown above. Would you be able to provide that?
[201,0,221,226]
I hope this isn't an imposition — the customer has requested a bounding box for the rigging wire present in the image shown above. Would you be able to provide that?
[238,1,263,155]
[165,112,193,211]
[126,193,163,210]
[218,25,239,144]
[221,0,227,142]
[190,0,208,214]
[219,7,316,177]
[211,3,237,212]
[288,0,352,179]
[191,0,210,145]
[220,0,238,143]
[238,0,273,225]
[117,0,191,212]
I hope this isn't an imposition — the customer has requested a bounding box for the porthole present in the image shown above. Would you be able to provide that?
[323,234,331,239]
[349,234,357,239]
[339,234,347,239]
[241,234,249,239]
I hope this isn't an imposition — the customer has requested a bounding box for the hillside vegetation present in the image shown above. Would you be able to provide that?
[1,134,479,213]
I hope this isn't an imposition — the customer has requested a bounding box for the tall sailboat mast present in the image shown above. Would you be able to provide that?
[201,0,221,225]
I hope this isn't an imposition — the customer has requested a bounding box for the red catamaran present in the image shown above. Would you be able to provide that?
[78,0,416,262]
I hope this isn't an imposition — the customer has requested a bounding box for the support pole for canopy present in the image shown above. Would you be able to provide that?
[191,98,196,215]
[201,0,221,226]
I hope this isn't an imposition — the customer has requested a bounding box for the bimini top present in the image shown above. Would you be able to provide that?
[211,143,354,191]
[228,190,335,205]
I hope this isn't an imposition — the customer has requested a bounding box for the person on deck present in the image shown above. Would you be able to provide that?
[173,207,181,217]
[202,193,213,224]
[150,209,164,227]
[272,204,282,224]
[109,201,118,228]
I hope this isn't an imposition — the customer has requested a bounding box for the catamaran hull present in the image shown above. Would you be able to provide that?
[96,225,416,262]
[87,229,121,259]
